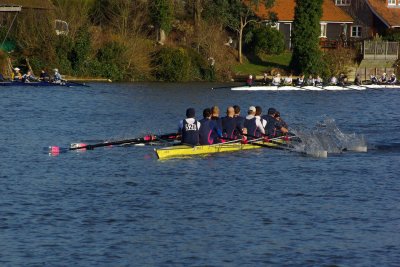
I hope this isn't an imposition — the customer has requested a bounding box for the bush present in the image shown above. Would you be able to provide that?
[92,41,127,81]
[382,29,400,42]
[251,27,285,55]
[69,26,92,74]
[152,46,191,81]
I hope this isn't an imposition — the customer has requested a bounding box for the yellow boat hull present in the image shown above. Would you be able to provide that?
[155,140,286,160]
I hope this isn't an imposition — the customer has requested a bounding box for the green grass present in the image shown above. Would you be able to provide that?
[233,52,292,75]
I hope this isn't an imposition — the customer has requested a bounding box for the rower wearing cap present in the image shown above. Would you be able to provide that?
[13,68,22,81]
[380,73,387,84]
[178,108,201,145]
[53,68,62,83]
[221,106,238,140]
[244,106,265,137]
[199,108,221,145]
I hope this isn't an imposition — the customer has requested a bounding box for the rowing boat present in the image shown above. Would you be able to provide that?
[155,139,287,160]
[231,84,400,91]
[0,81,87,87]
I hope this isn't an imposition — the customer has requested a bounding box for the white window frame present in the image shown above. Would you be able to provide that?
[320,23,327,38]
[335,0,351,6]
[351,25,362,38]
[388,0,396,6]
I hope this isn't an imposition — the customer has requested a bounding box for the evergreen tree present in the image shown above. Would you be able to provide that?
[290,0,324,75]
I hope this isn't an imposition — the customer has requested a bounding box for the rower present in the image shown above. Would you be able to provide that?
[14,68,22,81]
[246,74,253,86]
[274,111,289,136]
[22,71,36,83]
[40,70,50,81]
[315,75,323,86]
[178,108,201,145]
[354,74,362,85]
[244,106,265,137]
[338,73,347,86]
[283,74,293,85]
[221,106,238,139]
[262,108,288,138]
[199,108,221,145]
[53,68,63,83]
[370,74,378,84]
[330,75,338,85]
[380,73,387,84]
[262,73,269,85]
[233,105,245,134]
[306,75,315,86]
[388,73,397,84]
[211,105,223,142]
[271,73,281,86]
[296,74,305,86]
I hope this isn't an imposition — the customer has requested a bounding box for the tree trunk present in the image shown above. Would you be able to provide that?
[238,27,243,63]
[159,29,166,45]
[194,0,202,28]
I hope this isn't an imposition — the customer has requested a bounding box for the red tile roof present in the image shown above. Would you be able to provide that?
[366,0,400,27]
[249,0,353,23]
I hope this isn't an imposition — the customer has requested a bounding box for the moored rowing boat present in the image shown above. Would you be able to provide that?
[230,84,400,91]
[155,139,286,160]
[0,81,87,87]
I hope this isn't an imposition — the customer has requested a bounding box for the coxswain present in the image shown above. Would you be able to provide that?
[40,70,50,81]
[199,108,221,145]
[380,73,387,84]
[354,74,362,85]
[315,75,323,86]
[370,74,378,84]
[388,73,397,84]
[178,108,201,146]
[283,74,293,85]
[244,106,265,138]
[221,106,238,140]
[13,68,22,81]
[22,71,36,83]
[53,68,63,83]
[296,74,305,86]
[262,108,288,138]
[246,74,253,86]
[233,105,245,134]
[272,73,281,86]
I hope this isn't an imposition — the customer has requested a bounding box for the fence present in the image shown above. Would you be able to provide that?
[363,41,399,60]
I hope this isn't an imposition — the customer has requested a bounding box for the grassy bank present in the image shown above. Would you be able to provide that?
[233,52,292,76]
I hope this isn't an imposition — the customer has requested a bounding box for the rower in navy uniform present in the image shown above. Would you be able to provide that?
[221,106,238,139]
[370,74,378,84]
[296,74,305,86]
[244,106,265,138]
[388,73,397,84]
[199,108,221,145]
[262,108,288,138]
[380,73,387,84]
[233,105,245,134]
[178,108,201,145]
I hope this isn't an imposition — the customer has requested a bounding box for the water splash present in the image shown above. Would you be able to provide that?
[291,118,367,154]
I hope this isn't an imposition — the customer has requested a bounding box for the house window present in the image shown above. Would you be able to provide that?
[388,0,396,6]
[320,23,327,38]
[351,26,362,37]
[335,0,351,6]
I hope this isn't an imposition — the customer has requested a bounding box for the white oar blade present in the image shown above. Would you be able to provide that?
[305,150,328,158]
[347,146,368,152]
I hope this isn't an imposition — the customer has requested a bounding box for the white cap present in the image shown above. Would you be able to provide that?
[248,106,256,112]
[383,73,386,75]
[249,75,253,79]
[14,67,20,71]
[54,68,58,72]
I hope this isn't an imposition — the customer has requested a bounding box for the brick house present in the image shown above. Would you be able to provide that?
[251,0,400,49]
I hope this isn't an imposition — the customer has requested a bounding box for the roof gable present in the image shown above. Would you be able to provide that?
[366,0,400,27]
[250,0,353,23]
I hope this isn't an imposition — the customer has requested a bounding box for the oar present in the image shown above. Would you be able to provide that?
[49,132,178,155]
[63,80,90,87]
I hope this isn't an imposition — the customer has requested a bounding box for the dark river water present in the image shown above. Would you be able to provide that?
[1,83,399,266]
